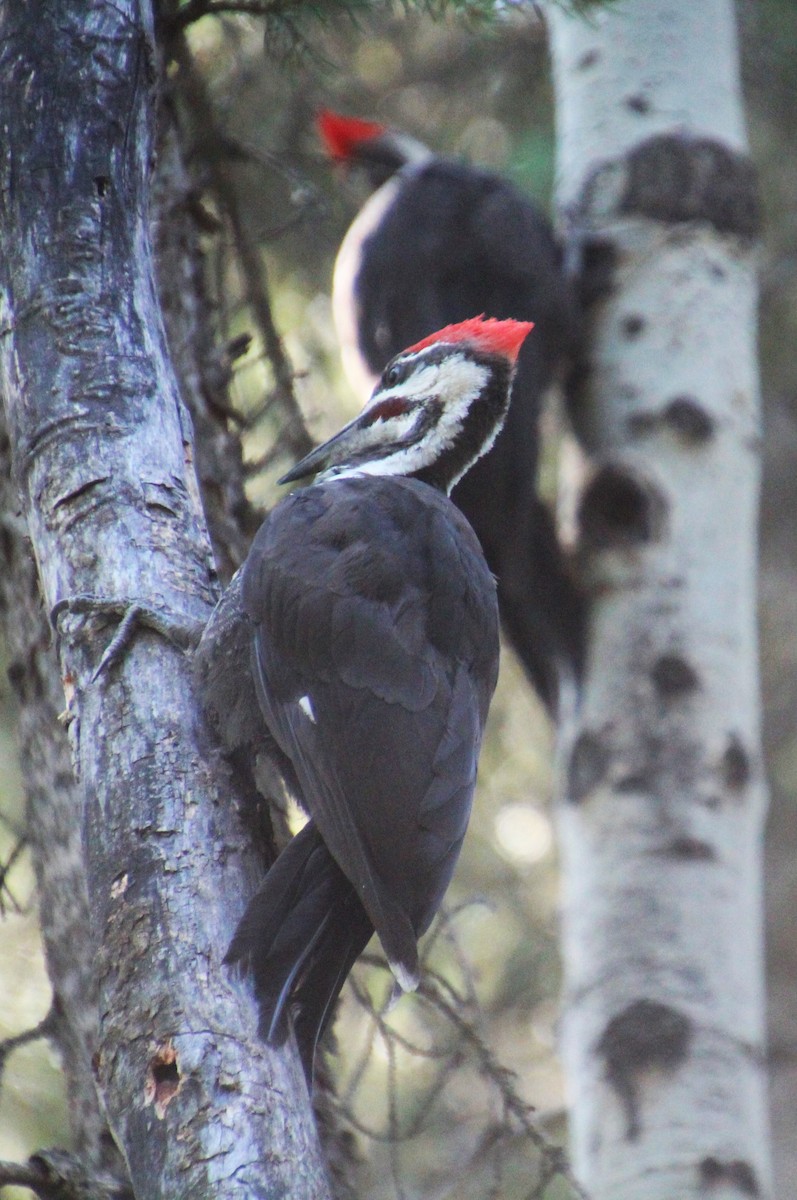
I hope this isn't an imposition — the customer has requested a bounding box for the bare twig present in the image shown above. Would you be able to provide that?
[0,836,27,916]
[0,1005,58,1091]
[171,34,314,463]
[336,923,583,1200]
[0,1150,134,1200]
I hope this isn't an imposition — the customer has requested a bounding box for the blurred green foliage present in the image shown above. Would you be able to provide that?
[0,654,66,1200]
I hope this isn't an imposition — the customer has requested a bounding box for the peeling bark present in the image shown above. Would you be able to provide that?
[548,2,771,1197]
[0,3,330,1197]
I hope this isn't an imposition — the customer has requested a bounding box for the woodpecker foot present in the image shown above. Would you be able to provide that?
[51,595,206,682]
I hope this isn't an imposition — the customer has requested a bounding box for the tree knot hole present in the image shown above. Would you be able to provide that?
[621,313,646,339]
[146,1040,181,1118]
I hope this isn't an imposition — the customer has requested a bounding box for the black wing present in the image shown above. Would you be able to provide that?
[241,476,499,987]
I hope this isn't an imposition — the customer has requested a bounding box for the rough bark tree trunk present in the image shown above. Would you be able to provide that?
[547,2,771,1197]
[0,3,330,1197]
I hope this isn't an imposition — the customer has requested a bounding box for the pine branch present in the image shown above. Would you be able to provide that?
[170,33,314,463]
[0,1151,133,1200]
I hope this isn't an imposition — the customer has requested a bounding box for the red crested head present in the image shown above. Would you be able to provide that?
[281,317,533,493]
[405,315,534,364]
[317,110,387,161]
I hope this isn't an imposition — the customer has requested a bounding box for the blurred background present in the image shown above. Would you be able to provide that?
[1,1,795,1196]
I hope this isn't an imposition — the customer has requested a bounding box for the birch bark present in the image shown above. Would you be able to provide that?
[0,2,330,1196]
[547,3,770,1197]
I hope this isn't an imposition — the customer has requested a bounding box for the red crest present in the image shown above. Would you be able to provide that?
[317,110,386,160]
[405,315,534,363]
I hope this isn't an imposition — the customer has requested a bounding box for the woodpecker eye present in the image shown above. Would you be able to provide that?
[384,361,404,387]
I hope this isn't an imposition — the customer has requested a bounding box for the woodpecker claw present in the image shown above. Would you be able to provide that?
[90,603,151,682]
[51,594,206,682]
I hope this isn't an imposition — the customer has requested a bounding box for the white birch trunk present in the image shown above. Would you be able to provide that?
[546,3,771,1197]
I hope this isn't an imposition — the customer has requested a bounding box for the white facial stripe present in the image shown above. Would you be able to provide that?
[298,695,317,723]
[428,355,490,446]
[319,353,489,484]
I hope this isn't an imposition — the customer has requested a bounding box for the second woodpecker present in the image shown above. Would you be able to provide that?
[318,109,585,717]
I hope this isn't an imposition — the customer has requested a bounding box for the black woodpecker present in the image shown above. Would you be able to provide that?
[318,109,585,718]
[221,316,533,1083]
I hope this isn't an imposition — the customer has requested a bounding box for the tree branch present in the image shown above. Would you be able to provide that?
[0,1006,58,1090]
[0,835,27,916]
[0,1151,133,1200]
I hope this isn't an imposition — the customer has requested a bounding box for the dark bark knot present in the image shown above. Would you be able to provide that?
[625,93,650,114]
[651,653,700,699]
[663,397,715,443]
[721,733,751,791]
[699,1156,760,1197]
[597,999,692,1141]
[577,48,600,71]
[567,731,610,804]
[631,398,716,445]
[579,464,667,550]
[580,132,761,240]
[661,836,716,862]
[145,1041,181,1119]
[621,313,645,339]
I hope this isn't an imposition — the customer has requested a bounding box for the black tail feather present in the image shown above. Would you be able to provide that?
[225,820,373,1082]
[496,497,586,716]
[251,871,342,1044]
[224,822,319,972]
[291,890,374,1073]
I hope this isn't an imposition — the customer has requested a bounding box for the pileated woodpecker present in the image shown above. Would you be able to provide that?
[220,316,532,1082]
[318,109,585,717]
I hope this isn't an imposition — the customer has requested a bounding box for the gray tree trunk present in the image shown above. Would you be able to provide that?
[547,2,771,1197]
[0,3,330,1197]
